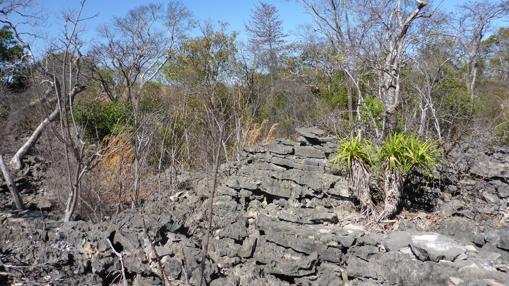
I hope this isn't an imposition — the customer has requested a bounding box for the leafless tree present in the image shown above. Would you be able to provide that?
[456,0,508,102]
[246,2,287,83]
[365,0,429,137]
[301,0,381,137]
[89,1,192,206]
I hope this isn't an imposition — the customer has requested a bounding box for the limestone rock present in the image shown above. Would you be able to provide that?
[410,233,466,262]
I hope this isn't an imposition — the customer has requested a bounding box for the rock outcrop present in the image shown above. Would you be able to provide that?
[1,128,509,285]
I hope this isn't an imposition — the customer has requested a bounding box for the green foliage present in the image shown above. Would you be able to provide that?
[139,93,162,115]
[0,25,27,89]
[331,134,376,174]
[165,29,237,84]
[360,96,384,128]
[378,133,441,175]
[0,26,23,64]
[495,121,509,145]
[75,100,133,142]
[333,133,441,176]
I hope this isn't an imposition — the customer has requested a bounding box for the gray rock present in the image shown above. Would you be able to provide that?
[328,178,350,198]
[384,231,412,251]
[273,207,338,224]
[253,238,317,277]
[238,235,258,258]
[294,146,326,159]
[265,142,294,155]
[483,191,500,205]
[295,127,326,142]
[491,180,509,198]
[410,233,466,262]
[495,230,509,251]
[225,176,260,191]
[470,157,509,179]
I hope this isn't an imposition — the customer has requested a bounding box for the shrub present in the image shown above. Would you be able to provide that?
[378,133,441,175]
[495,121,509,145]
[75,100,133,142]
[360,96,383,129]
[331,134,376,174]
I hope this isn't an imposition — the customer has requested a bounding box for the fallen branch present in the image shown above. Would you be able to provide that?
[105,238,128,286]
[141,213,171,286]
[0,154,24,210]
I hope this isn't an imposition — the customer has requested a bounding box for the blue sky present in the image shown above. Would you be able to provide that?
[18,0,503,54]
[29,0,313,53]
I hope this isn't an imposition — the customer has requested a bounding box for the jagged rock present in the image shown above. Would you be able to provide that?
[4,131,509,285]
[491,180,509,198]
[253,238,318,277]
[295,127,327,144]
[225,176,260,191]
[495,230,509,251]
[238,235,257,258]
[294,146,326,159]
[271,207,338,224]
[410,233,466,262]
[470,155,509,179]
[265,142,294,155]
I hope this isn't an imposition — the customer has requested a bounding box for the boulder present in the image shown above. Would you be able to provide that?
[384,231,412,251]
[410,233,466,262]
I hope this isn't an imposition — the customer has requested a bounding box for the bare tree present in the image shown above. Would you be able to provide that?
[0,0,47,170]
[407,14,454,139]
[90,1,192,206]
[457,0,508,102]
[301,0,380,137]
[246,2,287,83]
[365,0,429,137]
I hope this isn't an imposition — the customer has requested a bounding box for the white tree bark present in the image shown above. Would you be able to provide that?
[10,107,59,170]
[0,154,24,210]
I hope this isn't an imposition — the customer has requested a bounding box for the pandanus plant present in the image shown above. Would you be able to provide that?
[331,135,378,219]
[376,133,441,221]
[332,133,441,222]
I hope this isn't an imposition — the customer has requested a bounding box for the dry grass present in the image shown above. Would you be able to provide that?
[244,120,280,146]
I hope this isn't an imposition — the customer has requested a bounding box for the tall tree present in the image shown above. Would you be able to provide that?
[245,2,287,79]
[457,0,508,102]
[90,1,192,206]
[365,0,429,137]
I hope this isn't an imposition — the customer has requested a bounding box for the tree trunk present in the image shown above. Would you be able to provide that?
[383,104,399,138]
[347,85,353,123]
[0,154,24,210]
[377,167,402,222]
[350,159,377,219]
[63,166,81,222]
[63,184,78,222]
[418,100,427,136]
[10,107,59,170]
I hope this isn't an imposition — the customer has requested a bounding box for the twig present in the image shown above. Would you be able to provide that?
[180,247,190,286]
[199,126,224,286]
[105,238,128,286]
[0,271,20,277]
[141,213,171,286]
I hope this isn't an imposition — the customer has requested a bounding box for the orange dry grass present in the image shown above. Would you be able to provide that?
[96,134,135,204]
[244,120,279,146]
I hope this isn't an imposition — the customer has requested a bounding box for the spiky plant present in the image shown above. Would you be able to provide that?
[331,135,378,218]
[376,133,441,221]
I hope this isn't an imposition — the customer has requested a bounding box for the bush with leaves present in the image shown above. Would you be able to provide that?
[332,133,441,221]
[376,133,441,221]
[332,134,378,218]
[75,100,133,142]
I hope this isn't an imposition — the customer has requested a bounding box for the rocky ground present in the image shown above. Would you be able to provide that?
[1,127,509,286]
